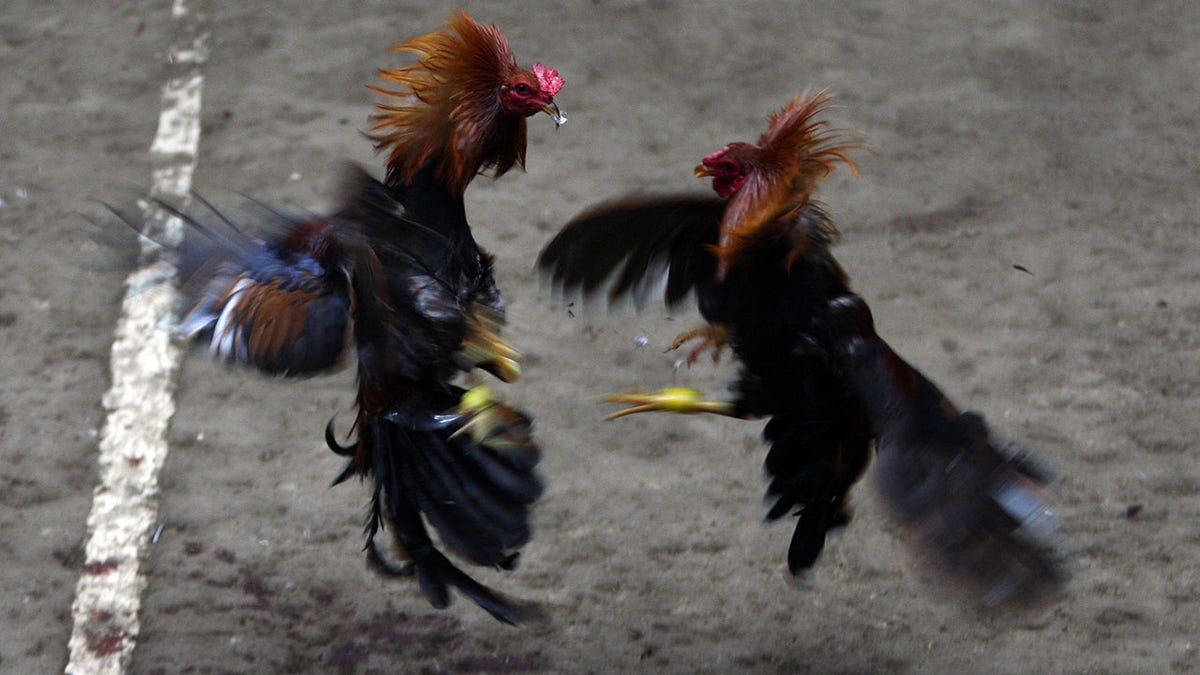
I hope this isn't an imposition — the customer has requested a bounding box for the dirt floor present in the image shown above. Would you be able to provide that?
[3,0,1199,673]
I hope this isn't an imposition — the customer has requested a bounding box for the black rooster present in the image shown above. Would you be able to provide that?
[537,92,1064,607]
[115,10,566,625]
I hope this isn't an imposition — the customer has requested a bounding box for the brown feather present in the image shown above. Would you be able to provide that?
[246,283,305,363]
[365,10,526,197]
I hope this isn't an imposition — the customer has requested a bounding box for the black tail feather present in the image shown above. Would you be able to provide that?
[410,544,531,625]
[325,416,356,458]
[348,389,543,623]
[400,425,530,567]
[366,537,414,577]
[826,294,1067,608]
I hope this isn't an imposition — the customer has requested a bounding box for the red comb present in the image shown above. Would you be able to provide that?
[701,148,728,167]
[532,63,564,96]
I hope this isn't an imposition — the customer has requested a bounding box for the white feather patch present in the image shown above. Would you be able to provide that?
[210,277,251,359]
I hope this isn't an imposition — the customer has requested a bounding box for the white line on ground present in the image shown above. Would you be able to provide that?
[64,3,208,673]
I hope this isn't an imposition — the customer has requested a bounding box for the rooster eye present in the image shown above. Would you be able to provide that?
[513,83,532,96]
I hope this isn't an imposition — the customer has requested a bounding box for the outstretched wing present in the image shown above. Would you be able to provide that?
[120,197,353,376]
[537,195,725,310]
[826,294,1066,608]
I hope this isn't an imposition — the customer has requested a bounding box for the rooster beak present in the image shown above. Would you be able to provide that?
[541,101,567,127]
[693,163,713,178]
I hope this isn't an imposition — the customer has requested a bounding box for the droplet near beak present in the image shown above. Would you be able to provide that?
[542,101,567,127]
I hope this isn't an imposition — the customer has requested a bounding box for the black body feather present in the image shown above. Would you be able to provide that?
[538,193,1064,607]
[112,166,543,623]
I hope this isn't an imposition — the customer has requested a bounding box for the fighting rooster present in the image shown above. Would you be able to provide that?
[144,11,563,624]
[537,92,1063,607]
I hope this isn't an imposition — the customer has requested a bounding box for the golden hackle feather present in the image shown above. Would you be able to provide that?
[713,91,866,277]
[366,11,524,196]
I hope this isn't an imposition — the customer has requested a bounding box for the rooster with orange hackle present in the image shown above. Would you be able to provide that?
[115,10,566,624]
[539,91,1065,608]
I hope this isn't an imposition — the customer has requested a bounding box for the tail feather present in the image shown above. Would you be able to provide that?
[345,387,543,623]
[418,434,535,537]
[372,453,529,625]
[410,545,532,625]
[826,294,1067,608]
[413,556,452,610]
[396,427,505,565]
[473,434,540,473]
[401,427,532,564]
[455,433,542,501]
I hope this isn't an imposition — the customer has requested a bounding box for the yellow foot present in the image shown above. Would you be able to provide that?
[600,387,735,420]
[460,309,521,382]
[450,385,533,448]
[666,323,730,367]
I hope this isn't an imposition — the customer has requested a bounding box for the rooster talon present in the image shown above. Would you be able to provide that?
[665,323,729,367]
[459,308,523,382]
[685,342,722,367]
[602,402,661,420]
[600,387,735,419]
[448,385,536,449]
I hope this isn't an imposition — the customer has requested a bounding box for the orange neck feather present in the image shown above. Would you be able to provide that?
[713,91,864,278]
[366,11,526,198]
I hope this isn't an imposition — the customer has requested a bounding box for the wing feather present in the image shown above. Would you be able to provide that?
[536,195,726,311]
[171,207,353,376]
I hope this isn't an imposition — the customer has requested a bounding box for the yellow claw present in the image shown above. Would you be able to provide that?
[459,384,496,414]
[600,387,735,420]
[451,385,499,441]
[461,311,522,382]
[450,385,533,448]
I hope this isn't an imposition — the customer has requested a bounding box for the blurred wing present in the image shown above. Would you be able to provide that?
[537,195,725,310]
[168,202,352,376]
[826,294,1066,608]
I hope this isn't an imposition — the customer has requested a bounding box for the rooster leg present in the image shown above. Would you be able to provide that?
[666,323,730,367]
[460,315,521,382]
[600,387,736,420]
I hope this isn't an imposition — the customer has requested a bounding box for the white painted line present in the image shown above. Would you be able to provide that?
[65,4,208,673]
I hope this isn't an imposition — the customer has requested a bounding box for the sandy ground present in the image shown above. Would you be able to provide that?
[3,1,1199,673]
